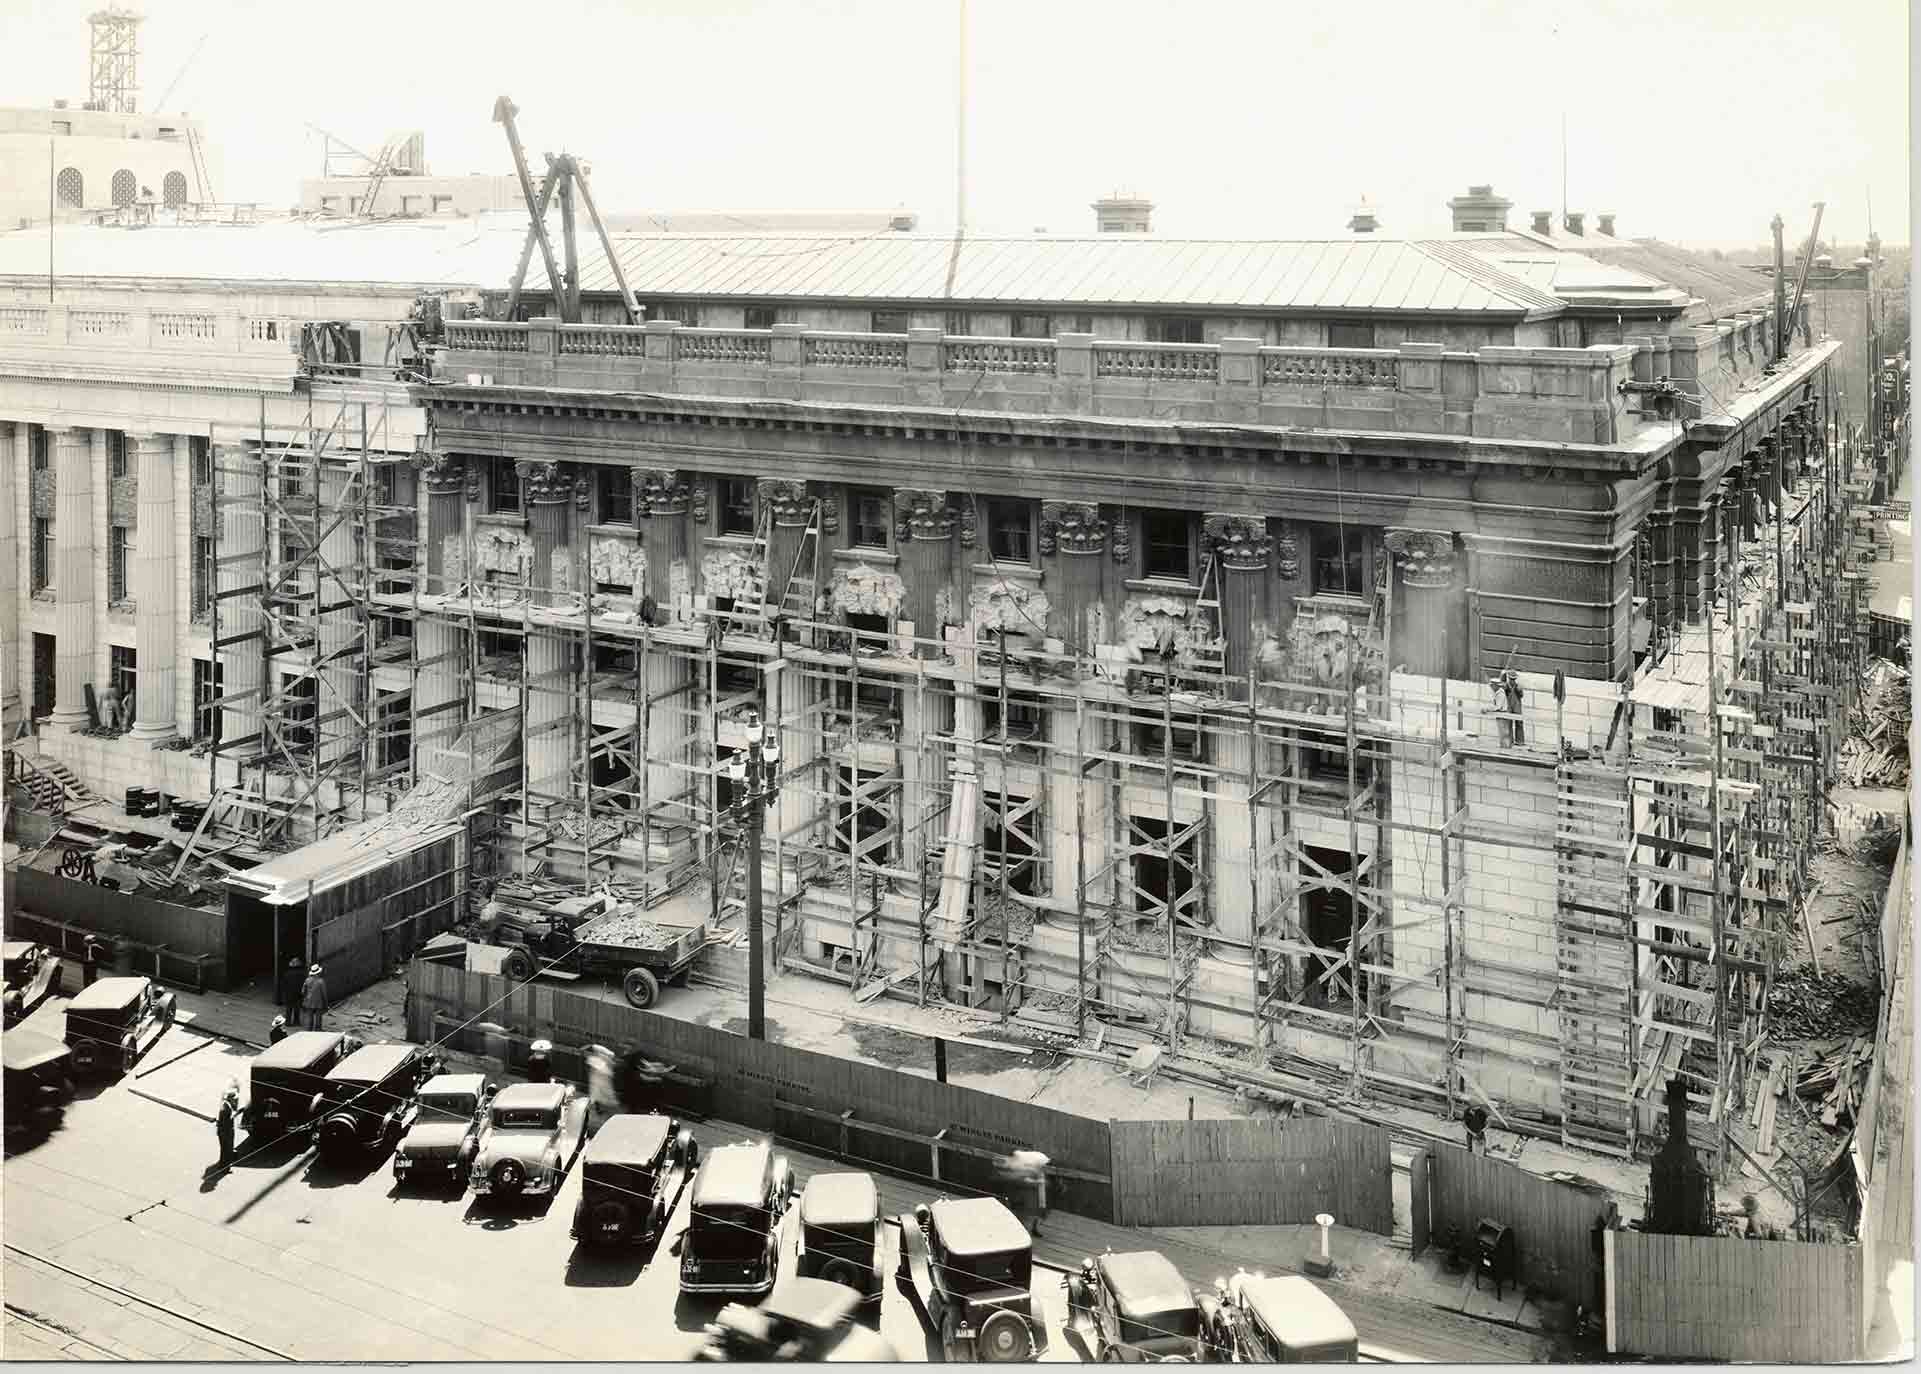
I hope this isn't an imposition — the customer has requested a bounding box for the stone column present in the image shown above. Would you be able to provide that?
[1641,509,1675,639]
[639,468,693,610]
[130,432,178,739]
[894,489,956,655]
[314,465,359,766]
[759,479,813,616]
[1039,501,1106,648]
[521,461,574,806]
[0,424,18,727]
[1383,528,1459,678]
[48,428,95,730]
[1202,513,1272,682]
[415,456,467,752]
[1701,490,1722,613]
[218,443,265,751]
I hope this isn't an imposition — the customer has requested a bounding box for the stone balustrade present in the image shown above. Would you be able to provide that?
[440,317,1663,446]
[0,304,298,360]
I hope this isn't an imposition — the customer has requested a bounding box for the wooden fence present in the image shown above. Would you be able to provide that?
[6,866,228,990]
[1107,1117,1394,1234]
[1425,1144,1612,1304]
[407,961,1115,1220]
[1607,1229,1864,1361]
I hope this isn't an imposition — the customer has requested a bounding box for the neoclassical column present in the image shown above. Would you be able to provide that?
[1383,528,1458,678]
[0,424,18,726]
[1202,513,1271,682]
[415,456,467,737]
[894,489,956,655]
[48,427,95,729]
[1039,501,1106,647]
[639,468,693,607]
[217,443,265,751]
[1640,509,1676,641]
[520,461,575,806]
[314,464,360,765]
[130,431,178,739]
[638,469,693,817]
[759,478,814,615]
[1700,489,1722,613]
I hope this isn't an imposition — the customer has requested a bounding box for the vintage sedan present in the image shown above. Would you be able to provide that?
[243,1030,360,1142]
[693,1277,899,1363]
[570,1111,696,1247]
[1066,1250,1208,1362]
[3,1027,74,1139]
[3,941,62,1026]
[896,1196,1043,1362]
[393,1073,497,1188]
[680,1140,794,1297]
[311,1042,435,1162]
[1205,1271,1359,1364]
[794,1171,883,1303]
[469,1081,589,1201]
[63,975,174,1078]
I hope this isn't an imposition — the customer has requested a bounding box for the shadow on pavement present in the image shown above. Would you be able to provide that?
[304,1141,397,1189]
[562,1239,651,1288]
[462,1189,560,1230]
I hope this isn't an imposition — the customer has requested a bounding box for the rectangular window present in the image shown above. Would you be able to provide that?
[720,478,756,536]
[985,498,1034,564]
[379,692,412,770]
[399,195,421,215]
[489,459,521,513]
[870,310,913,334]
[597,465,635,524]
[51,120,71,137]
[1148,316,1205,345]
[192,536,213,616]
[1011,312,1050,339]
[1058,314,1094,336]
[1141,511,1193,581]
[743,305,779,330]
[108,526,131,601]
[190,435,211,485]
[30,517,51,591]
[647,301,698,326]
[431,195,452,213]
[109,645,136,705]
[29,424,48,470]
[320,196,339,212]
[107,432,128,480]
[1307,522,1367,597]
[1327,321,1373,349]
[945,311,972,336]
[192,658,221,740]
[282,673,317,751]
[849,487,891,550]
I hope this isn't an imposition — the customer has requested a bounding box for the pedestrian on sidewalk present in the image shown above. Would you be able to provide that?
[215,1083,239,1165]
[267,1015,290,1045]
[999,1149,1051,1238]
[527,1039,553,1084]
[81,935,106,989]
[300,964,328,1031]
[584,1044,616,1133]
[281,956,305,1021]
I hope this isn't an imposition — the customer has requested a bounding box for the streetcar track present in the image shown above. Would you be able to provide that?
[5,1301,128,1359]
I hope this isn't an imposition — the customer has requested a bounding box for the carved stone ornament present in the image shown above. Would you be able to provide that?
[758,478,813,528]
[1119,593,1220,662]
[473,526,533,579]
[690,479,710,524]
[817,484,841,536]
[415,452,465,496]
[516,460,571,505]
[1040,501,1107,556]
[700,547,763,602]
[1110,514,1132,566]
[465,463,484,503]
[958,497,979,550]
[830,564,906,619]
[894,488,956,542]
[1274,526,1301,580]
[967,577,1050,639]
[638,467,690,518]
[1202,513,1272,573]
[573,471,593,513]
[589,536,646,591]
[1383,528,1456,589]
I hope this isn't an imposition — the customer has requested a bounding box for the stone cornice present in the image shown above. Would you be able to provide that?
[0,358,299,397]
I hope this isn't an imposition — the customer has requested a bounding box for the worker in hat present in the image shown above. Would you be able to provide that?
[268,1015,290,1045]
[527,1039,553,1084]
[299,963,329,1031]
[999,1150,1051,1237]
[281,955,305,1021]
[215,1081,240,1167]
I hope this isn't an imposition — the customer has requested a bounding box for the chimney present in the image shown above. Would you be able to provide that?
[1564,211,1585,237]
[1446,183,1512,232]
[1347,200,1379,234]
[1597,213,1616,238]
[1092,192,1153,234]
[1531,210,1553,235]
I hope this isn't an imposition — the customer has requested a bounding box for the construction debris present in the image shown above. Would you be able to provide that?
[1794,1036,1875,1129]
[1767,968,1879,1039]
[1840,658,1912,787]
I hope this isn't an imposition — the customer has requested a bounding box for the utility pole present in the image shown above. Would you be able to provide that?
[724,666,783,1041]
[1772,214,1788,363]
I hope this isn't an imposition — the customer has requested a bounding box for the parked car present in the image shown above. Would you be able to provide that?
[679,1141,794,1297]
[896,1196,1042,1362]
[3,1027,74,1139]
[469,1081,589,1202]
[1065,1249,1208,1362]
[243,1030,360,1142]
[393,1073,497,1188]
[310,1042,436,1163]
[794,1171,883,1303]
[3,941,62,1026]
[63,975,174,1078]
[693,1277,899,1363]
[570,1111,696,1247]
[1204,1271,1359,1364]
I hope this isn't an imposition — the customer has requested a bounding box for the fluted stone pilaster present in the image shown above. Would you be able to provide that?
[0,424,18,725]
[317,466,358,766]
[218,445,265,751]
[130,432,178,739]
[49,428,95,729]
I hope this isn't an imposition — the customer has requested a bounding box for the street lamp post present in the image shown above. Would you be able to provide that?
[723,705,781,1042]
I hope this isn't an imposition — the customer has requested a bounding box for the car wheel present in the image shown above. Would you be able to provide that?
[979,1310,1033,1363]
[317,1116,357,1159]
[588,1200,629,1242]
[822,1258,863,1291]
[121,1045,137,1076]
[503,949,535,982]
[490,1158,527,1197]
[621,967,660,1009]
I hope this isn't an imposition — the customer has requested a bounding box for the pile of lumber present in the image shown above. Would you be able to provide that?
[1841,659,1913,787]
[1838,735,1909,787]
[1795,1036,1874,1128]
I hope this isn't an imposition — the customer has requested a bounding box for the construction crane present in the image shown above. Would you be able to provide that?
[1785,202,1826,352]
[493,96,640,326]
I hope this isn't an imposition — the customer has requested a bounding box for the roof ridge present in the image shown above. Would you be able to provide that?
[1408,238,1567,314]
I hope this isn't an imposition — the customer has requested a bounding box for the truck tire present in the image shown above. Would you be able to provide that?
[979,1311,1032,1363]
[503,949,535,982]
[622,967,660,1009]
[588,1200,629,1243]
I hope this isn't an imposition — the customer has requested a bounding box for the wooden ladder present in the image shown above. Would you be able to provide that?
[771,502,824,625]
[1553,763,1637,1158]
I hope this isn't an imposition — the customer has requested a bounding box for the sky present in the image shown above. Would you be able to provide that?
[0,0,1909,248]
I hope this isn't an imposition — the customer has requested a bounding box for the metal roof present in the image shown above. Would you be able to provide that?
[799,1171,880,1228]
[250,1030,347,1072]
[65,976,148,1012]
[1237,1275,1357,1348]
[526,234,1568,317]
[1097,1251,1195,1316]
[224,818,462,904]
[585,1111,674,1164]
[327,1042,420,1083]
[928,1196,1030,1256]
[492,1081,568,1112]
[693,1142,773,1210]
[3,1027,69,1073]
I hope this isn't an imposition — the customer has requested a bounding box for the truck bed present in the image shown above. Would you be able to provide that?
[576,910,706,964]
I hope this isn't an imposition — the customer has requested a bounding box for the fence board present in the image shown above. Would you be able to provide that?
[1108,1117,1393,1233]
[1609,1230,1862,1361]
[7,867,227,987]
[1409,1149,1430,1258]
[1427,1144,1610,1305]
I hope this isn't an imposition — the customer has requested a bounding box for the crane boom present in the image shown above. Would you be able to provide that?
[504,163,560,323]
[1785,202,1826,349]
[493,96,570,323]
[571,164,642,326]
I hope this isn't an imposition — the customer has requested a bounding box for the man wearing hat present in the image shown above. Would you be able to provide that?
[527,1039,554,1085]
[299,963,329,1031]
[281,955,305,1022]
[267,1015,290,1045]
[215,1081,240,1167]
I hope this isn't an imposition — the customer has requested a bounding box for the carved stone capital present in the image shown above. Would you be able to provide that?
[573,471,593,513]
[464,463,485,503]
[894,488,955,541]
[1383,527,1457,589]
[1040,501,1106,556]
[690,478,710,525]
[1274,525,1301,580]
[758,478,813,528]
[517,460,572,505]
[415,453,465,496]
[1111,515,1133,566]
[958,498,979,550]
[1202,513,1271,572]
[638,468,690,517]
[816,484,841,536]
